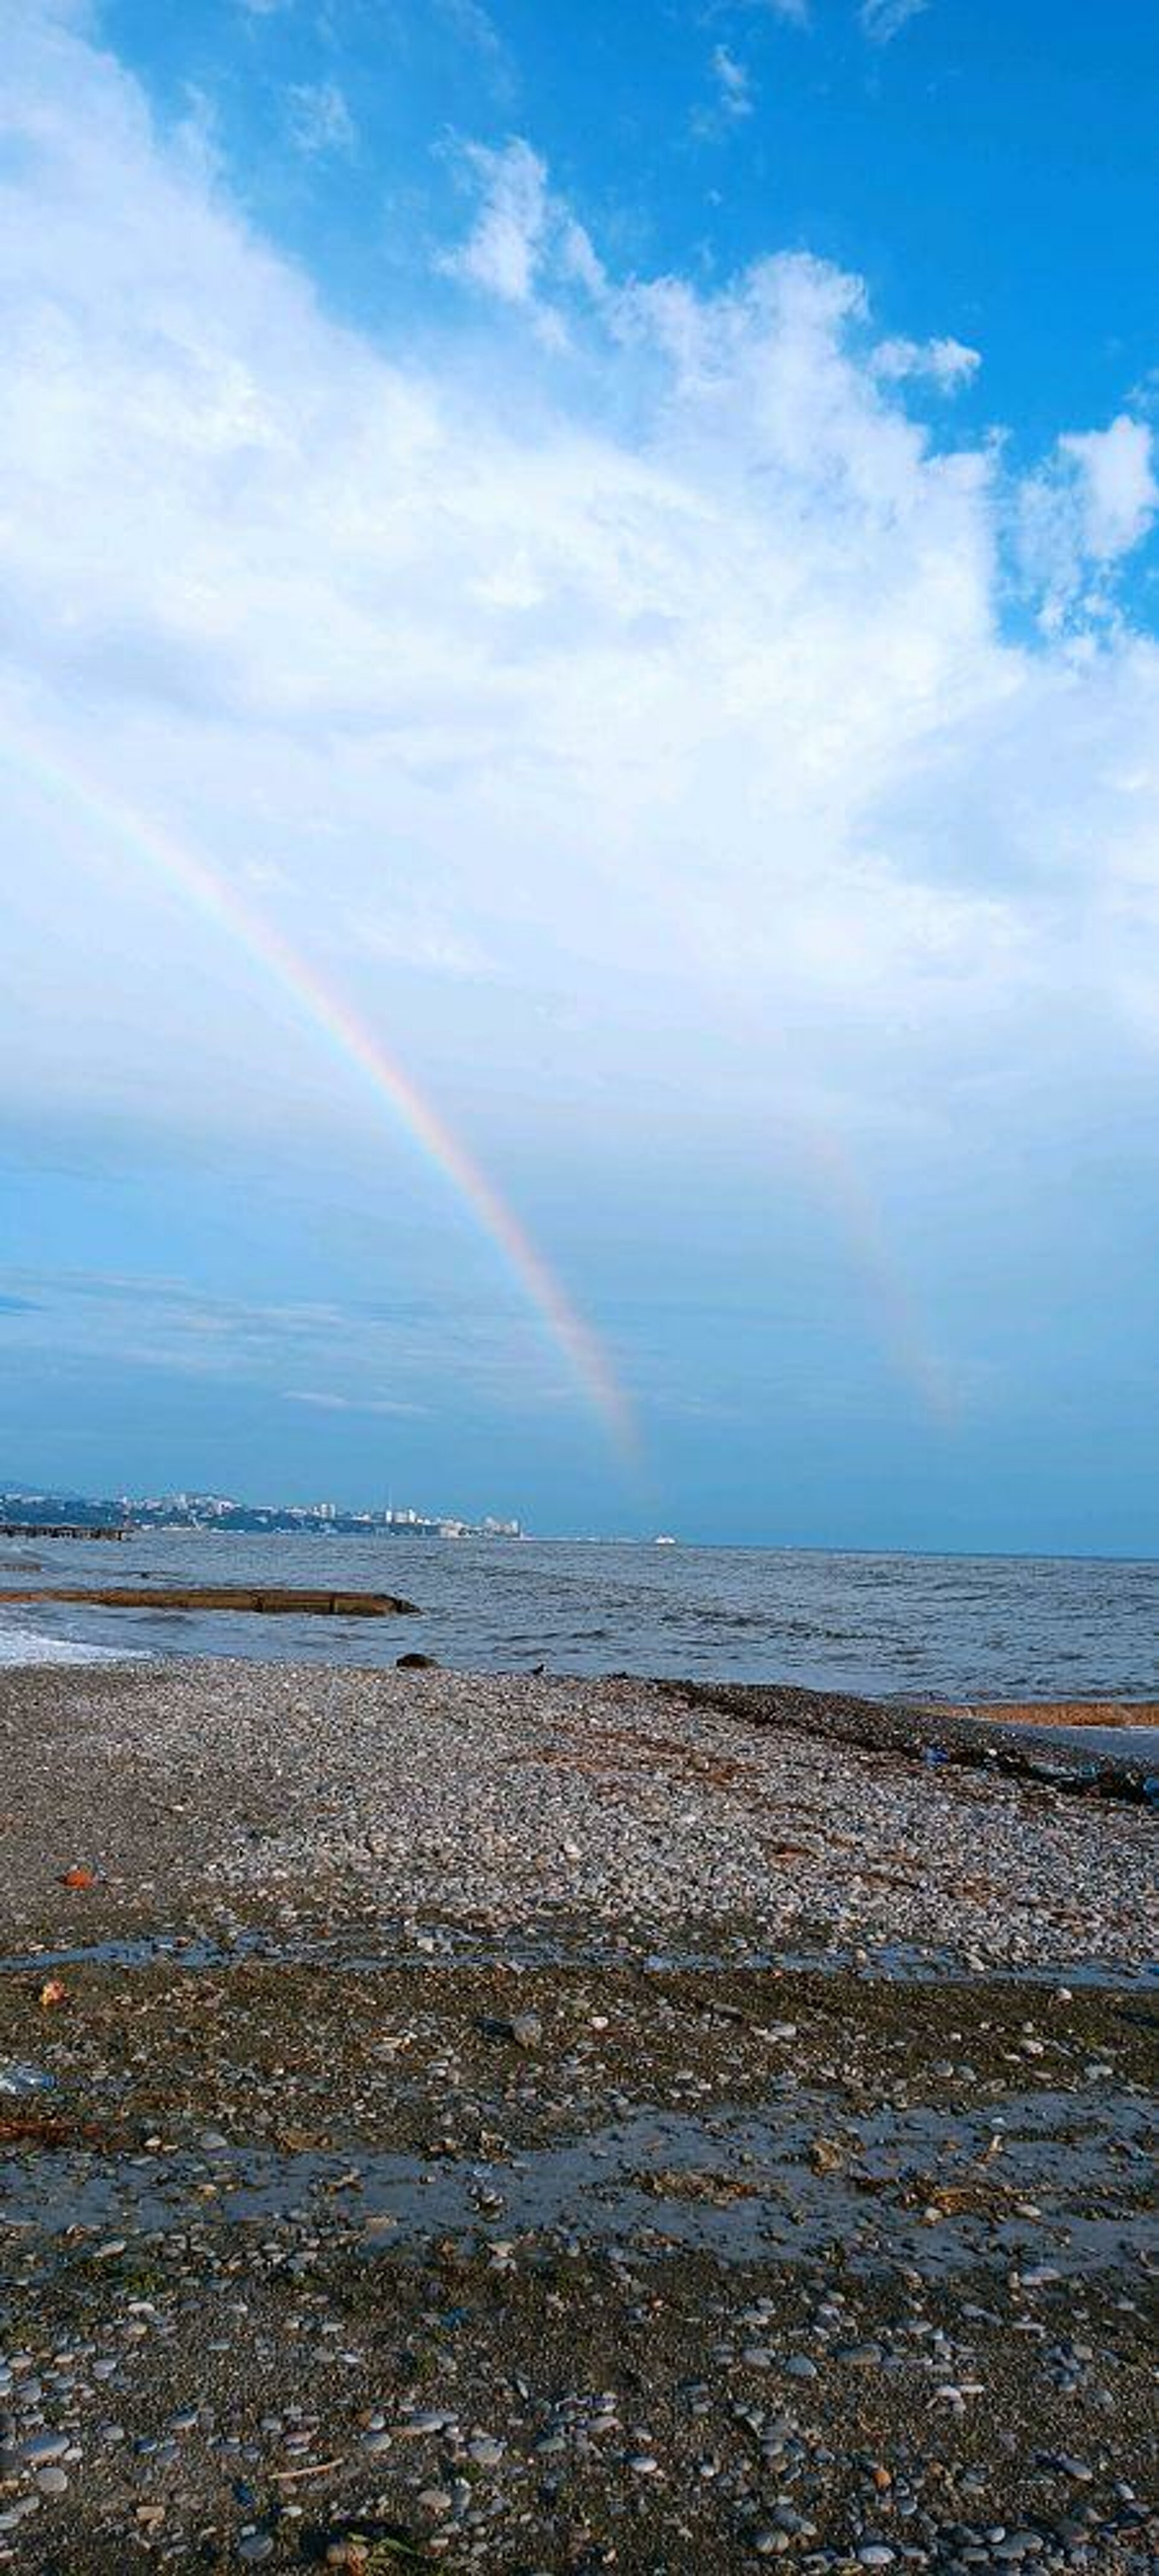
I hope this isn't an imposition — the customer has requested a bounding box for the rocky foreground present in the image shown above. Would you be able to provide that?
[0,1661,1154,2574]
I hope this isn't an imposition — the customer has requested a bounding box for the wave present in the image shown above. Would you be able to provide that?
[0,1619,142,1667]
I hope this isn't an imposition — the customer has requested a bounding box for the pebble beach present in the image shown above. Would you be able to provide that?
[0,1658,1155,2573]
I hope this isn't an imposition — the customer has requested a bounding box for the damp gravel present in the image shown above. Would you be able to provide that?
[0,1656,1154,2572]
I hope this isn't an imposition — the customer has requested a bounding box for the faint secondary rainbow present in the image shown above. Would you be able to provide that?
[800,1116,957,1427]
[5,733,636,1460]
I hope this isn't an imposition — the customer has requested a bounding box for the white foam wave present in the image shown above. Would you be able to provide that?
[0,1620,142,1666]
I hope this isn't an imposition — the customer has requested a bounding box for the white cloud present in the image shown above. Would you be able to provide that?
[286,1390,428,1415]
[0,7,1157,1279]
[1058,414,1158,560]
[872,335,980,391]
[437,136,604,342]
[434,0,516,98]
[710,44,754,122]
[285,78,356,158]
[439,136,550,303]
[1020,414,1158,629]
[0,1270,551,1414]
[859,0,928,40]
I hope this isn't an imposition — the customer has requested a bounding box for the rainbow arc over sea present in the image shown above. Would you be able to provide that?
[8,736,636,1460]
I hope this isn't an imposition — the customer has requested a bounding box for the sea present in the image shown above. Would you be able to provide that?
[1,1530,1158,1703]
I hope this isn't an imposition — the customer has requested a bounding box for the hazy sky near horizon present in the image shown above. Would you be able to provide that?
[2,0,1159,1548]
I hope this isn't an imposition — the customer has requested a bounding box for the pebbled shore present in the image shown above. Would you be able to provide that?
[0,1660,1153,1962]
[0,1659,1155,2573]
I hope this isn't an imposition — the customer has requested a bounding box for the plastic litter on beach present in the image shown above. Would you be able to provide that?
[0,2060,56,2095]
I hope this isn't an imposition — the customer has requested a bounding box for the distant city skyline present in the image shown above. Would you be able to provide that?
[3,1,1159,1553]
[1,1483,525,1540]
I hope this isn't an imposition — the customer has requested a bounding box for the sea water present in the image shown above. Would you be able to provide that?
[1,1530,1158,1700]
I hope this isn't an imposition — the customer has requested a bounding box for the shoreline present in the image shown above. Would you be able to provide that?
[1,1658,1154,2571]
[0,1657,1154,1959]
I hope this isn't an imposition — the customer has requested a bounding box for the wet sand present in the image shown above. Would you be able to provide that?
[951,1702,1159,1731]
[0,1660,1154,2572]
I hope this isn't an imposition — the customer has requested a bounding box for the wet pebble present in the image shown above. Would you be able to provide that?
[21,2433,69,2464]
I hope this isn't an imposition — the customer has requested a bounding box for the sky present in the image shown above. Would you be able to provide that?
[1,0,1158,1549]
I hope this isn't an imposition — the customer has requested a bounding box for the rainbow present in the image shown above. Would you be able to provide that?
[5,733,637,1459]
[802,1117,956,1427]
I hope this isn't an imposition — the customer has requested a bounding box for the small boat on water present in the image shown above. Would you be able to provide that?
[654,1533,677,1545]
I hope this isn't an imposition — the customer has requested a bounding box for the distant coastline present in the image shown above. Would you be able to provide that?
[0,1484,523,1543]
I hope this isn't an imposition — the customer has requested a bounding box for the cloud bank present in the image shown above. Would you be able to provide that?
[1,3,1158,1455]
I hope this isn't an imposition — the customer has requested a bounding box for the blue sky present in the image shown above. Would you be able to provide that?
[1,0,1158,1545]
[102,0,1159,442]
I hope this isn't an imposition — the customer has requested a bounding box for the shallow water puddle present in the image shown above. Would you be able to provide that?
[3,2091,1154,2280]
[1,1929,1154,1985]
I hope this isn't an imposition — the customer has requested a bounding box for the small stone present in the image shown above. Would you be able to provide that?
[237,2537,275,2565]
[35,2467,68,2498]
